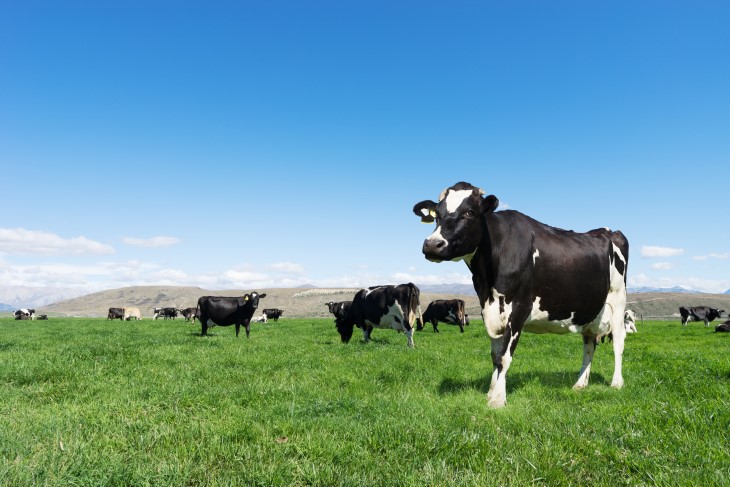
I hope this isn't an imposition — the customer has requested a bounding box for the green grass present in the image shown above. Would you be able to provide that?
[0,317,728,486]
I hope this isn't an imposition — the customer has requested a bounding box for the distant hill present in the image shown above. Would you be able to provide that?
[28,285,730,322]
[627,286,702,294]
[416,283,476,295]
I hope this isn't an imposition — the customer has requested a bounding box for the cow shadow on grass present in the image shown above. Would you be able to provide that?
[437,370,609,396]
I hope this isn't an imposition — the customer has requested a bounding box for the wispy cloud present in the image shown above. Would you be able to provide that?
[693,253,730,261]
[641,246,684,258]
[650,262,673,270]
[0,228,114,255]
[122,236,181,248]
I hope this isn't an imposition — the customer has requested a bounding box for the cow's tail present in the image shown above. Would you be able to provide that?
[407,282,422,329]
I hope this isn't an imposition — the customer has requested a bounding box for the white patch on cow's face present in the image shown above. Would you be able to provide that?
[442,189,473,213]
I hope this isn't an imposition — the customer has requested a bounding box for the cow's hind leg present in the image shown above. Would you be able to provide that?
[201,317,208,336]
[574,335,596,389]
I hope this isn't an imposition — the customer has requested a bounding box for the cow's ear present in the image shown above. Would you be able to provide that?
[259,293,266,299]
[413,200,438,223]
[481,194,499,215]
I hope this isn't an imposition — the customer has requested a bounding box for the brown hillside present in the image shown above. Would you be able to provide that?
[37,286,730,323]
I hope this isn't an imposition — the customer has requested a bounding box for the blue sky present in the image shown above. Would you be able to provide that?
[1,1,729,303]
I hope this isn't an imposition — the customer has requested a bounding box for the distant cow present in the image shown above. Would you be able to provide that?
[251,313,268,323]
[161,307,178,320]
[419,299,467,333]
[153,307,162,320]
[624,309,637,333]
[414,181,629,408]
[107,308,124,320]
[262,308,284,322]
[325,301,352,321]
[13,308,35,320]
[123,307,142,321]
[715,321,730,332]
[197,292,267,337]
[36,314,48,320]
[335,283,422,347]
[180,307,199,323]
[679,306,724,327]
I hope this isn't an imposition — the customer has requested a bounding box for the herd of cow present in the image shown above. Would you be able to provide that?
[8,182,730,408]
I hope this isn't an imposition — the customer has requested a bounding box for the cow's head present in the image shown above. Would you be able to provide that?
[335,317,354,343]
[413,182,499,263]
[243,292,267,309]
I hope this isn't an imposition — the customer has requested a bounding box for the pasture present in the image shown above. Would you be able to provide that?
[0,316,728,486]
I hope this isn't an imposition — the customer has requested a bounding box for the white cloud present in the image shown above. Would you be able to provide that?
[641,246,684,258]
[693,253,730,261]
[122,236,181,248]
[0,228,114,255]
[650,262,673,270]
[267,262,305,274]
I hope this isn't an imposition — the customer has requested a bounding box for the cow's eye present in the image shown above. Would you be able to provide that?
[464,209,476,218]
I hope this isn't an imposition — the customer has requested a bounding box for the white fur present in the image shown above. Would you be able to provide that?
[443,189,473,213]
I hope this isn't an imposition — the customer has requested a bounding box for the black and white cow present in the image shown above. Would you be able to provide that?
[262,308,284,322]
[13,308,35,320]
[325,301,352,321]
[419,299,467,333]
[36,314,48,320]
[715,321,730,333]
[180,307,199,323]
[414,182,629,408]
[679,306,724,327]
[107,307,124,320]
[197,292,266,338]
[335,283,422,347]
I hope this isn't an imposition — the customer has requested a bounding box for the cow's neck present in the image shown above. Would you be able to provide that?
[466,214,496,307]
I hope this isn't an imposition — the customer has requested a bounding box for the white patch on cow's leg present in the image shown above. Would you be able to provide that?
[405,328,414,348]
[610,313,626,389]
[487,331,519,409]
[574,337,595,390]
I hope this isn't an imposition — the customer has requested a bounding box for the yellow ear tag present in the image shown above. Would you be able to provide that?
[244,296,249,301]
[429,210,437,218]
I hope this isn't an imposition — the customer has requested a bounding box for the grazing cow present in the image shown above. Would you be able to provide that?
[180,307,199,323]
[13,308,35,320]
[715,321,730,332]
[107,307,124,320]
[419,299,468,333]
[197,292,267,338]
[414,182,629,408]
[161,307,178,320]
[153,307,162,320]
[123,307,142,321]
[325,301,352,321]
[679,306,724,327]
[262,308,284,322]
[335,283,422,347]
[37,314,48,320]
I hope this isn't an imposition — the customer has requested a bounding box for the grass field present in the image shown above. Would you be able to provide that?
[0,316,728,486]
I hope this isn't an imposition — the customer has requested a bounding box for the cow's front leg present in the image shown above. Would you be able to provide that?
[487,326,521,409]
[235,324,241,337]
[362,325,371,342]
[574,335,596,389]
[245,322,251,338]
